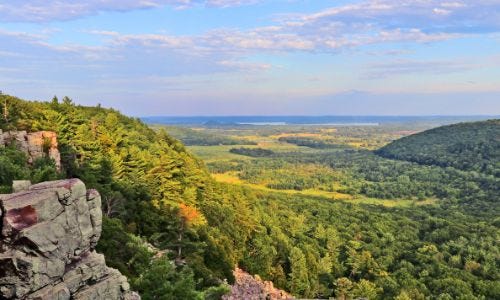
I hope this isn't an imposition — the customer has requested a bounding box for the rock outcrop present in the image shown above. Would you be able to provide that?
[0,130,61,171]
[0,179,139,299]
[223,268,293,300]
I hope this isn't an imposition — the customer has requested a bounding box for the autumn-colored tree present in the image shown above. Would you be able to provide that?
[176,203,206,261]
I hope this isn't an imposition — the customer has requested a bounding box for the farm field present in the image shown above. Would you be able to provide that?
[167,123,444,207]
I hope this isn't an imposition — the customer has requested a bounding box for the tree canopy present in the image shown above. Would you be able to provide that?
[1,94,498,299]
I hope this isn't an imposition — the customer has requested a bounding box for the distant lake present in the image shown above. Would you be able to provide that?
[238,122,287,125]
[142,115,497,126]
[237,122,379,126]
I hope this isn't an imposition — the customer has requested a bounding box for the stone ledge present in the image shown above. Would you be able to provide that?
[0,179,139,300]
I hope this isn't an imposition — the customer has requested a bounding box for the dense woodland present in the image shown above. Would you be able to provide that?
[0,94,499,299]
[210,149,498,202]
[376,120,499,177]
[229,147,275,157]
[154,125,256,146]
[278,136,349,149]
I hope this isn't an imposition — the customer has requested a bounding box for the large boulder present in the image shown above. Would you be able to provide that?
[0,179,140,300]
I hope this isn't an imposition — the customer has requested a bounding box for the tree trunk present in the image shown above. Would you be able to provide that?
[177,222,184,259]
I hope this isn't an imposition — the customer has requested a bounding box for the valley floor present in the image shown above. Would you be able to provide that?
[182,123,441,207]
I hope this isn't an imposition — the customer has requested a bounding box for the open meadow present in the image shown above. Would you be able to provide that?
[163,123,447,207]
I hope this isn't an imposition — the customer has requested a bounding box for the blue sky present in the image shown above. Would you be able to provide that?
[0,0,499,116]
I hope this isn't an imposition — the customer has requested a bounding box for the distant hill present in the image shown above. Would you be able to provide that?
[376,119,500,176]
[154,125,256,146]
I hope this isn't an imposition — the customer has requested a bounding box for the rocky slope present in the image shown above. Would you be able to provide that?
[0,179,139,299]
[223,268,293,300]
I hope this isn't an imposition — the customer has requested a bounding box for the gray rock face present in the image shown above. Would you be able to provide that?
[0,130,61,171]
[0,179,140,300]
[12,181,31,193]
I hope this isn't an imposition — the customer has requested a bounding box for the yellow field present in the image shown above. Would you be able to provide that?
[185,126,437,208]
[270,133,323,139]
[188,145,256,162]
[188,141,316,162]
[212,172,436,207]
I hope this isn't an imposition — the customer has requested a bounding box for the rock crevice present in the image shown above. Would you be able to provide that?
[0,179,139,300]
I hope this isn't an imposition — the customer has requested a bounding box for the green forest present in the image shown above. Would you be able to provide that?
[1,94,499,299]
[151,125,257,146]
[376,120,500,176]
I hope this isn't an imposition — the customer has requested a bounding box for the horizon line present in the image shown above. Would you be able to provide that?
[140,114,500,118]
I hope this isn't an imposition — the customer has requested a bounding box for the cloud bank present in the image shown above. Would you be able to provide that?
[0,0,260,22]
[0,0,499,115]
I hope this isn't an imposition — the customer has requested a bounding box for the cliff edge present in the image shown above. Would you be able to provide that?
[0,179,139,299]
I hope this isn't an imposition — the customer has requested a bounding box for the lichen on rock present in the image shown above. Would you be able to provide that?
[0,179,140,300]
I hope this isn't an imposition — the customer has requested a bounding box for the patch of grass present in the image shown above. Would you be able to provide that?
[211,171,435,208]
[185,125,444,208]
[188,145,256,162]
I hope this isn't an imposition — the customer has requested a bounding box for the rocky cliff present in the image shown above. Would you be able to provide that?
[223,268,293,300]
[0,130,61,171]
[0,179,139,299]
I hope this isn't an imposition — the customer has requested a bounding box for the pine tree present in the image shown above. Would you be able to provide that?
[288,247,309,296]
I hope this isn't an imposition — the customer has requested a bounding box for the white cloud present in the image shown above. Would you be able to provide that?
[0,0,260,22]
[441,2,467,8]
[1,0,499,108]
[111,33,194,49]
[205,0,260,8]
[2,0,498,54]
[292,0,500,34]
[433,8,451,15]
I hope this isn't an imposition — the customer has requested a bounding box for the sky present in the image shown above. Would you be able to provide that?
[0,0,499,116]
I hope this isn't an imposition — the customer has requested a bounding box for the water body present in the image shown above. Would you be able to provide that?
[141,115,497,126]
[237,122,379,126]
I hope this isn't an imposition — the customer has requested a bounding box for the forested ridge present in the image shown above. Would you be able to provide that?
[1,94,499,299]
[376,119,500,176]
